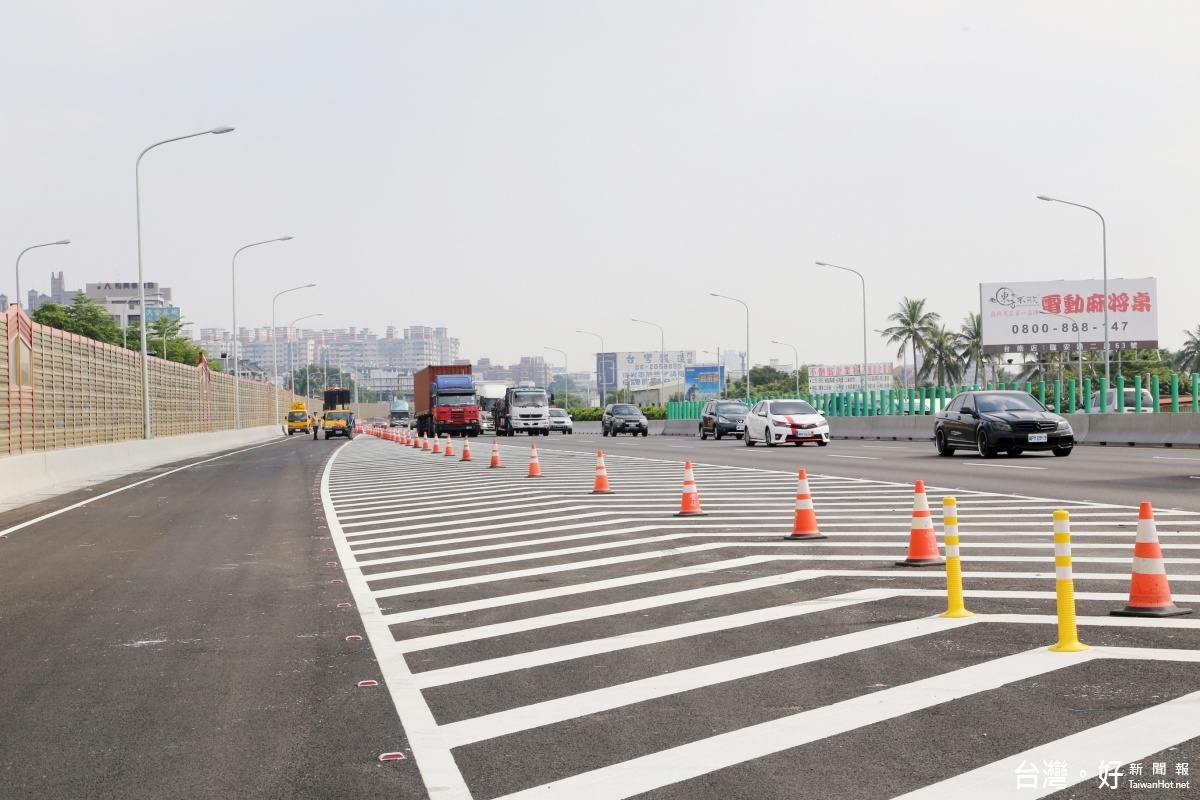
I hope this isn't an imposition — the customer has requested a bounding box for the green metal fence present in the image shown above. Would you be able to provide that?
[666,374,1200,420]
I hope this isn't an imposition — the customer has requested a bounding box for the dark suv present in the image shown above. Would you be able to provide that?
[699,400,749,440]
[602,404,649,436]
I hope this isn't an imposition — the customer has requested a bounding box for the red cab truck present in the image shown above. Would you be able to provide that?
[413,365,483,438]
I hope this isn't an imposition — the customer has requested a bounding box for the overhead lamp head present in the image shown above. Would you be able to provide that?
[304,283,316,288]
[1036,195,1054,202]
[56,239,71,245]
[279,236,293,241]
[211,126,235,135]
[815,261,830,266]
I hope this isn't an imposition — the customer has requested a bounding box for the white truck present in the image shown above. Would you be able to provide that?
[477,382,509,433]
[494,382,551,436]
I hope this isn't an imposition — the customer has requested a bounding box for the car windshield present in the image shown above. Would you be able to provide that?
[612,405,640,415]
[438,394,477,407]
[287,411,307,421]
[717,403,749,414]
[549,408,567,417]
[513,391,548,408]
[975,393,1044,413]
[325,412,350,421]
[770,401,817,415]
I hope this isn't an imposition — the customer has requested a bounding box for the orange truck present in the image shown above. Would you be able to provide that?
[413,365,482,438]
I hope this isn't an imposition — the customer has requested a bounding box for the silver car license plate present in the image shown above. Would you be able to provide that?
[735,424,744,430]
[1028,433,1048,443]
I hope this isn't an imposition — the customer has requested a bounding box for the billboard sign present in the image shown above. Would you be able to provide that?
[980,279,1157,354]
[809,362,894,393]
[144,306,181,324]
[683,366,724,401]
[597,351,697,393]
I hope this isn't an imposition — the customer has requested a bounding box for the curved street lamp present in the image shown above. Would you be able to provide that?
[577,330,606,406]
[287,313,324,398]
[815,262,868,392]
[770,340,800,397]
[1037,195,1109,388]
[544,347,568,406]
[631,318,666,407]
[231,236,292,428]
[15,239,70,306]
[136,126,235,438]
[272,283,316,425]
[710,293,750,399]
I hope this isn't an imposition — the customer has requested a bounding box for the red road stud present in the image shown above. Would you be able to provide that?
[337,603,352,608]
[326,561,338,566]
[379,752,407,762]
[323,548,333,552]
[330,579,343,584]
[346,635,363,641]
[357,680,378,687]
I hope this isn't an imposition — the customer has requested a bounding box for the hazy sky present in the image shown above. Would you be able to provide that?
[4,2,1198,372]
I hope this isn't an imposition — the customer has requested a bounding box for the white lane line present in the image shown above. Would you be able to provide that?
[859,445,916,449]
[964,463,1049,470]
[824,454,881,460]
[0,436,291,539]
[437,615,979,747]
[413,588,908,687]
[1154,456,1200,461]
[493,647,1200,800]
[893,686,1200,799]
[321,440,471,799]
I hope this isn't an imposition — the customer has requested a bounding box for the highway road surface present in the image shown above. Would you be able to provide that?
[3,431,1199,799]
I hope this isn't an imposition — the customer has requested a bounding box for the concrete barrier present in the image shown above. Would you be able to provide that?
[0,426,283,513]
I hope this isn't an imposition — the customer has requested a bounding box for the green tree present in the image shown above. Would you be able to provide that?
[125,314,213,367]
[881,298,940,389]
[957,312,988,387]
[725,365,804,399]
[30,295,123,346]
[919,325,965,386]
[1174,326,1200,376]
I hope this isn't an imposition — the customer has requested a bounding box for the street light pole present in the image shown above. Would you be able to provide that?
[272,283,316,426]
[711,293,750,400]
[136,126,234,438]
[631,318,666,407]
[770,340,800,397]
[231,236,292,429]
[544,347,568,406]
[577,330,606,407]
[287,313,323,399]
[815,262,868,393]
[1037,196,1109,388]
[15,239,70,307]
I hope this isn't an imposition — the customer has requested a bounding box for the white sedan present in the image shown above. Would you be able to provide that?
[743,399,830,447]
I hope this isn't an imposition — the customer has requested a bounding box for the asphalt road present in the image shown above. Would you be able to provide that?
[0,435,420,800]
[4,430,1199,800]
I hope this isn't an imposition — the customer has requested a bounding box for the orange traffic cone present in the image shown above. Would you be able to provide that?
[410,431,419,448]
[1112,503,1193,617]
[785,469,826,540]
[431,435,442,454]
[443,435,455,457]
[896,480,944,567]
[421,434,431,452]
[489,440,503,468]
[527,443,542,477]
[591,451,613,494]
[461,438,473,462]
[675,461,706,516]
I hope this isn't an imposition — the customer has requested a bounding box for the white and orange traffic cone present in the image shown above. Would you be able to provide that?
[461,438,473,461]
[489,440,503,468]
[422,434,431,452]
[591,451,613,494]
[784,469,826,540]
[675,461,706,516]
[431,435,442,454]
[527,443,542,477]
[411,431,420,449]
[443,434,455,457]
[1112,503,1193,618]
[896,480,944,567]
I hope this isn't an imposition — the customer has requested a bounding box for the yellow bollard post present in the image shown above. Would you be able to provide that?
[1049,509,1089,653]
[940,497,973,618]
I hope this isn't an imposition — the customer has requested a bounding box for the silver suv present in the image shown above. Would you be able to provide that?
[602,404,648,436]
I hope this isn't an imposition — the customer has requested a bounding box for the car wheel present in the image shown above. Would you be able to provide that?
[602,428,608,437]
[714,428,723,440]
[794,441,803,446]
[744,428,755,446]
[817,440,828,447]
[935,429,954,457]
[976,429,996,458]
[287,430,293,436]
[641,429,648,437]
[700,425,708,440]
[765,426,776,447]
[1053,446,1072,457]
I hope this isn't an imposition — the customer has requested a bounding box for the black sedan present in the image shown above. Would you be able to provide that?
[934,391,1074,458]
[699,400,749,440]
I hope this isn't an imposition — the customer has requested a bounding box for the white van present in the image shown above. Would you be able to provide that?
[1087,388,1156,412]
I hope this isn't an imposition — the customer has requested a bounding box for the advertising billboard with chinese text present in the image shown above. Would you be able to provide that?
[597,351,697,393]
[980,279,1157,354]
[683,366,723,401]
[808,362,894,393]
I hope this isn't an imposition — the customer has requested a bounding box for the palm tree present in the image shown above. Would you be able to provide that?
[881,297,941,388]
[918,325,965,387]
[1175,326,1200,376]
[957,312,989,387]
